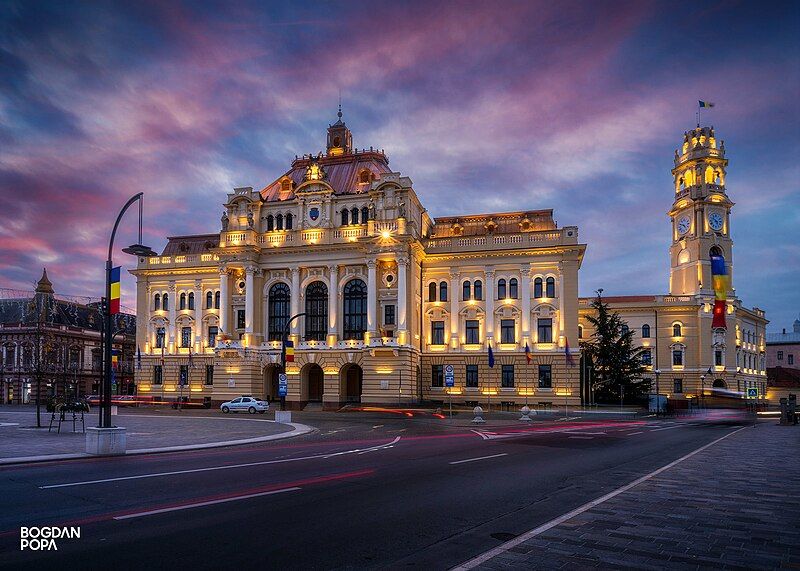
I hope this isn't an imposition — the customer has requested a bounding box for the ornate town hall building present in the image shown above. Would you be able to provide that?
[132,115,767,407]
[132,113,584,408]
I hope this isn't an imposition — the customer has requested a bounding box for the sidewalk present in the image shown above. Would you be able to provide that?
[457,421,800,570]
[0,408,313,464]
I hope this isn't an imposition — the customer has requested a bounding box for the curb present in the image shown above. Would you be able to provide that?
[0,421,315,466]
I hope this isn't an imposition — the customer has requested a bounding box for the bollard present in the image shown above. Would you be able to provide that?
[472,405,485,424]
[519,405,532,422]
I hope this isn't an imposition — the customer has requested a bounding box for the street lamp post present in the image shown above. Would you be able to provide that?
[101,193,157,429]
[280,313,306,411]
[700,374,706,410]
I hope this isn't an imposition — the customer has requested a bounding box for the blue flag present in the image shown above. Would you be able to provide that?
[137,345,141,371]
[488,342,495,368]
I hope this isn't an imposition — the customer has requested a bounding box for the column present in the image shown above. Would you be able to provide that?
[367,259,377,340]
[485,268,495,342]
[245,266,255,336]
[396,255,408,344]
[290,267,300,341]
[219,267,229,336]
[168,281,176,352]
[450,270,460,348]
[328,264,338,345]
[521,264,531,342]
[558,262,565,333]
[194,279,203,351]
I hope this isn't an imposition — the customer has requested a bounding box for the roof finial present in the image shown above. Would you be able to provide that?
[337,89,342,120]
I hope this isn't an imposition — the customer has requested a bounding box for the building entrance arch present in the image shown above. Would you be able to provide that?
[263,365,280,403]
[340,363,363,403]
[712,378,727,389]
[302,363,324,402]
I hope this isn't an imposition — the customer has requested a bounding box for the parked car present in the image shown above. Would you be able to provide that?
[220,396,269,414]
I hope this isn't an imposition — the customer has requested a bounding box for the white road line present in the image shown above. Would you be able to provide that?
[113,487,300,520]
[649,425,684,432]
[451,426,748,570]
[449,453,508,465]
[40,436,401,489]
[627,431,644,435]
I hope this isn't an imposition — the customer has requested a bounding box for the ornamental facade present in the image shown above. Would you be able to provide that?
[131,112,584,408]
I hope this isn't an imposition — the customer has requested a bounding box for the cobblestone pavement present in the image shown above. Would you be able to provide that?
[465,421,800,570]
[0,408,295,459]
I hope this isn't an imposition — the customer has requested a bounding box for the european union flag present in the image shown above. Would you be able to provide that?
[488,342,495,369]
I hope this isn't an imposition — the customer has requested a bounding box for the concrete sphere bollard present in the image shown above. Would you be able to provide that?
[472,405,485,424]
[519,405,532,422]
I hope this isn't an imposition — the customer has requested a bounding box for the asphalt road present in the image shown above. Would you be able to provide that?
[0,411,741,570]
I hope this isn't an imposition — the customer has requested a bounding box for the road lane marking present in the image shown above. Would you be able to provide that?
[451,426,749,570]
[40,436,401,489]
[449,453,508,465]
[113,487,301,520]
[627,431,644,435]
[649,425,684,432]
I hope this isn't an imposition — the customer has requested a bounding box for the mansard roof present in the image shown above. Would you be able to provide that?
[161,234,220,256]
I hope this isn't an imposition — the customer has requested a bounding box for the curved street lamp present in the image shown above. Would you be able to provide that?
[101,193,157,429]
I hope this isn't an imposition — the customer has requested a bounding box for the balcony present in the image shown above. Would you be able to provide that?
[425,227,577,253]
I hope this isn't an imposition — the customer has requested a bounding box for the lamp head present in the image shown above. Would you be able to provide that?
[122,243,158,257]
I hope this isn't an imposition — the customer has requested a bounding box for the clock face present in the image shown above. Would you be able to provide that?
[677,216,691,235]
[708,212,724,231]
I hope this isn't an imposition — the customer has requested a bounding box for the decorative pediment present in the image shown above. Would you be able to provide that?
[304,161,326,182]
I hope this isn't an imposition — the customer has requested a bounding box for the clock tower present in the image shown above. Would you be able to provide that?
[668,125,734,297]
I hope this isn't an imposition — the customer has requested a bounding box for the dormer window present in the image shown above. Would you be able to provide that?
[280,178,292,193]
[358,169,371,184]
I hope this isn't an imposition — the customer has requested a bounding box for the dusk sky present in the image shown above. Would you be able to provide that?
[1,1,798,330]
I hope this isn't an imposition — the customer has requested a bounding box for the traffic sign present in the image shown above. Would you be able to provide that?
[278,373,288,397]
[747,387,758,398]
[444,364,454,387]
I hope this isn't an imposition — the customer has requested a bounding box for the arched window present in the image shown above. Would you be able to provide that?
[341,209,349,226]
[206,291,213,309]
[673,323,682,337]
[578,324,584,339]
[497,279,507,299]
[351,207,359,225]
[534,277,543,298]
[474,280,483,301]
[361,206,369,223]
[188,292,195,310]
[546,277,555,298]
[509,278,518,299]
[462,281,471,301]
[214,291,220,309]
[276,213,284,230]
[268,283,290,341]
[343,279,367,340]
[621,324,629,335]
[428,282,437,302]
[267,215,274,231]
[439,281,448,302]
[642,324,651,338]
[162,293,169,311]
[710,245,723,258]
[179,293,186,310]
[154,293,161,311]
[304,282,328,341]
[285,213,293,230]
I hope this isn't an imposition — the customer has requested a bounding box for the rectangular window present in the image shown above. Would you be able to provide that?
[500,319,515,344]
[181,327,192,348]
[466,320,480,344]
[237,309,246,330]
[672,350,683,366]
[466,365,479,388]
[641,349,652,366]
[431,321,445,345]
[208,326,218,347]
[384,305,395,326]
[673,378,683,394]
[789,354,795,366]
[179,365,188,386]
[777,351,783,360]
[155,327,165,349]
[501,364,514,388]
[205,365,214,386]
[537,318,553,343]
[153,365,163,385]
[538,364,552,388]
[715,350,723,367]
[431,364,443,387]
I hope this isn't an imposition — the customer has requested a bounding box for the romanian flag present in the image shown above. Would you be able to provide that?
[284,339,295,362]
[565,337,575,367]
[111,349,119,383]
[711,254,728,329]
[110,266,121,315]
[488,342,495,369]
[699,100,715,108]
[525,342,531,365]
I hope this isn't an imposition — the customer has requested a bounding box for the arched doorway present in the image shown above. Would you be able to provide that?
[303,364,324,402]
[263,365,280,403]
[712,378,726,389]
[340,363,363,403]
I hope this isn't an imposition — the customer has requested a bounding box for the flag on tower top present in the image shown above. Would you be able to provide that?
[699,100,715,108]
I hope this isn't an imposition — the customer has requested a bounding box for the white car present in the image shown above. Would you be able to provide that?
[220,396,269,414]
